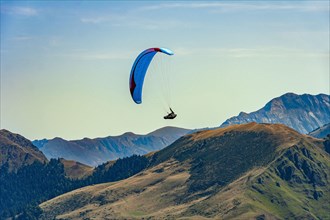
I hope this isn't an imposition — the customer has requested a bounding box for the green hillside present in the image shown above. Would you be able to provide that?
[39,123,330,219]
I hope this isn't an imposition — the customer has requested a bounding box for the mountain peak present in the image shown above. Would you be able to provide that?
[147,126,190,137]
[238,111,248,116]
[190,122,300,146]
[120,132,136,136]
[0,129,48,172]
[281,92,298,97]
[221,93,330,134]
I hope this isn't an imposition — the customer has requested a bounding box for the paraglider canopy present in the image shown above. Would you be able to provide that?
[129,47,174,104]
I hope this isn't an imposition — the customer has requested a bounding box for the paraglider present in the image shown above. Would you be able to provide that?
[129,47,177,119]
[164,108,177,120]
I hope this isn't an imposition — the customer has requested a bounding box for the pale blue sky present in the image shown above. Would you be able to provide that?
[1,1,329,140]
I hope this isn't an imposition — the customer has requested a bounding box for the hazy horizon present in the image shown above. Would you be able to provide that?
[1,1,329,140]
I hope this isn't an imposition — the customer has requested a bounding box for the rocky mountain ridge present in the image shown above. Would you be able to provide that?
[220,93,330,134]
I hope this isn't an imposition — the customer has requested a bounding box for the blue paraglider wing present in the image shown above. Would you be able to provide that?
[129,48,174,104]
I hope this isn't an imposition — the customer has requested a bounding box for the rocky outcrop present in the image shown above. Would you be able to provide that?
[220,93,330,134]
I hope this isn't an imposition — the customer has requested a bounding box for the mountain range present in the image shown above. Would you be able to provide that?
[220,93,330,134]
[32,93,329,167]
[39,122,330,219]
[33,126,190,166]
[1,92,330,219]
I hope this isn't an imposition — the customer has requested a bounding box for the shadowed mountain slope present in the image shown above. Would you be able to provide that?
[308,123,330,139]
[0,129,48,172]
[40,123,329,219]
[0,130,93,218]
[33,126,190,166]
[220,93,330,134]
[0,130,152,219]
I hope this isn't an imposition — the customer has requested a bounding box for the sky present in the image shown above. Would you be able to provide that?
[1,1,329,140]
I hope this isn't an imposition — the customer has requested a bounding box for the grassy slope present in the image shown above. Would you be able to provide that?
[59,159,94,179]
[40,159,192,219]
[39,123,330,219]
[244,143,330,220]
[181,134,329,219]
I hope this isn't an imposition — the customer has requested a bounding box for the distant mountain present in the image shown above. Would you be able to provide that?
[39,123,330,219]
[32,138,48,149]
[308,123,330,139]
[0,129,47,172]
[33,126,190,166]
[220,93,330,134]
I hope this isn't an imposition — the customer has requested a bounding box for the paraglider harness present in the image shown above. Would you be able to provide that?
[164,108,177,120]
